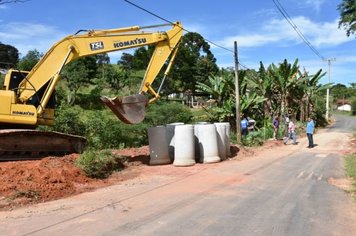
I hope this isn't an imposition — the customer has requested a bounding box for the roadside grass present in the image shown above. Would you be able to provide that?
[345,154,356,200]
[76,149,126,179]
[345,132,356,200]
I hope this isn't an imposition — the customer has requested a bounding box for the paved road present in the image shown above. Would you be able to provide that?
[1,115,355,236]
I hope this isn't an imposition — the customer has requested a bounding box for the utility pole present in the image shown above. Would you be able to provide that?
[324,58,336,120]
[234,41,241,143]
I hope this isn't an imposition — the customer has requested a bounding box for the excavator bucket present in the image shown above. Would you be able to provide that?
[100,94,149,124]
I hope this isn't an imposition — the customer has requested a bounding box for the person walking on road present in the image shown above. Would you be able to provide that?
[272,115,280,140]
[284,119,297,145]
[306,117,315,148]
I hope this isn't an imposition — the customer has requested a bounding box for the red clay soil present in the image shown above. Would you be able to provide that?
[0,141,284,211]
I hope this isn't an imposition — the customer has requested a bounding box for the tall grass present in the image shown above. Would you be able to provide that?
[345,154,356,200]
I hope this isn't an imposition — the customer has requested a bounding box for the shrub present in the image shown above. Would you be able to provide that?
[53,104,86,136]
[242,131,265,146]
[83,111,148,149]
[352,97,356,116]
[76,149,126,178]
[144,101,193,126]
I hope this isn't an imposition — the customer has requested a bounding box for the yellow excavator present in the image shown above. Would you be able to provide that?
[0,22,183,160]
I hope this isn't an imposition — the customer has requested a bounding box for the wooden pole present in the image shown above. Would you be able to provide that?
[234,41,241,143]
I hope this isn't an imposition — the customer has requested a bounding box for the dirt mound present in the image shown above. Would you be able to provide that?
[0,147,151,210]
[0,154,91,209]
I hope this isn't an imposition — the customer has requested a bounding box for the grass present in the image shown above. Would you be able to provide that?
[345,142,356,200]
[76,149,126,179]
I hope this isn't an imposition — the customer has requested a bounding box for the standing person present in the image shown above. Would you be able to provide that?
[241,116,248,138]
[306,117,315,148]
[272,115,280,140]
[284,119,297,145]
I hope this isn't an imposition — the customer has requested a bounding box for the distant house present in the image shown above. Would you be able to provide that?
[336,99,351,111]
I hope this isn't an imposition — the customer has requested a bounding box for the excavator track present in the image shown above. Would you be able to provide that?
[0,129,86,161]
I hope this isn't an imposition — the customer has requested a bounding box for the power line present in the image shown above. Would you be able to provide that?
[272,0,325,60]
[123,0,258,72]
[123,0,234,53]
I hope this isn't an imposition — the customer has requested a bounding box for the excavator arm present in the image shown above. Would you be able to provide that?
[12,22,183,124]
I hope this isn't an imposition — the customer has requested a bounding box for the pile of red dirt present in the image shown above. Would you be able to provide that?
[0,146,150,210]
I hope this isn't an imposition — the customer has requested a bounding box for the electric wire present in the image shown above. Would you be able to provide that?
[123,0,257,73]
[272,0,325,61]
[123,0,234,53]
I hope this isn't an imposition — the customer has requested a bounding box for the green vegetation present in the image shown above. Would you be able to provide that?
[76,149,126,179]
[352,97,356,116]
[338,0,356,37]
[345,154,356,199]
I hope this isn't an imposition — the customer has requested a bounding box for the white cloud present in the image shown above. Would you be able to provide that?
[217,16,352,49]
[0,22,66,57]
[304,0,327,12]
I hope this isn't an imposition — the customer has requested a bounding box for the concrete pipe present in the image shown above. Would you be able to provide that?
[148,126,171,165]
[193,122,209,161]
[214,122,231,160]
[173,124,196,166]
[166,122,184,161]
[195,124,221,163]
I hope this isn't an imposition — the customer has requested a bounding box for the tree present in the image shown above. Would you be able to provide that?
[0,43,19,68]
[132,46,154,70]
[170,32,219,95]
[245,62,274,119]
[196,74,230,106]
[18,49,43,71]
[62,56,98,104]
[338,0,356,37]
[297,68,327,121]
[95,53,110,65]
[268,59,299,115]
[100,64,129,93]
[197,68,265,125]
[117,53,134,70]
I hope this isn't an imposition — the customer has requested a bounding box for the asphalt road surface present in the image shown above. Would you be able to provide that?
[1,115,355,236]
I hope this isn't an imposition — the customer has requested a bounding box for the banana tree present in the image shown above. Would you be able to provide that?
[298,68,329,121]
[268,59,300,115]
[245,62,273,119]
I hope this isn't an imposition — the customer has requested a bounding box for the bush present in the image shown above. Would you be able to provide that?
[352,97,356,116]
[53,105,86,136]
[144,101,193,126]
[76,149,126,178]
[242,131,264,146]
[83,111,148,149]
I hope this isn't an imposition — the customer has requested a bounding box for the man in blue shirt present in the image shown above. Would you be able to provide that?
[241,116,248,138]
[306,117,315,148]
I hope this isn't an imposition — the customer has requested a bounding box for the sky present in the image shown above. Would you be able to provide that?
[0,0,355,86]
